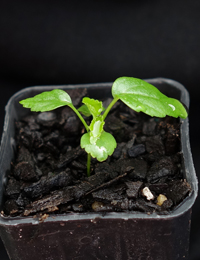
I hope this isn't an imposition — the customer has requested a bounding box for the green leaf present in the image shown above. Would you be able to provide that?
[89,118,105,144]
[19,89,72,112]
[81,131,117,162]
[78,104,92,117]
[82,97,104,118]
[112,77,188,119]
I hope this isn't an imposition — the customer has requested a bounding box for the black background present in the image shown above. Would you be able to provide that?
[0,0,200,259]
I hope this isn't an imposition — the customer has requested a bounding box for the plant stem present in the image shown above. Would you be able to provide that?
[69,104,89,132]
[102,97,119,121]
[87,154,91,177]
[69,104,92,176]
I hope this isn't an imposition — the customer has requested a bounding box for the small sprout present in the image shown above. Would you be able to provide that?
[157,194,168,206]
[19,77,188,176]
[142,187,155,201]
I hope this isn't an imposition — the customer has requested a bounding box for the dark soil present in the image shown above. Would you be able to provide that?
[2,88,191,218]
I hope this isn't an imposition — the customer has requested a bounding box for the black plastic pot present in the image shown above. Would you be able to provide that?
[0,78,198,260]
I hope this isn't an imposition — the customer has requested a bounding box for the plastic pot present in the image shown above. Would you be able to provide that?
[0,78,198,260]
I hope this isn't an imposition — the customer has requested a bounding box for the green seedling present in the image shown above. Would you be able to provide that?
[19,77,188,176]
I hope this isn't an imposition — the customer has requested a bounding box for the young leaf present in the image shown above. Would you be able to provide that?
[89,118,105,144]
[82,97,104,118]
[112,77,188,119]
[19,89,72,112]
[78,104,92,117]
[81,131,117,162]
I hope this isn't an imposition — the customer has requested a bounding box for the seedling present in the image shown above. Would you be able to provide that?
[19,77,188,176]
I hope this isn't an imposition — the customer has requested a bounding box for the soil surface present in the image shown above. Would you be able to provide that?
[2,88,191,218]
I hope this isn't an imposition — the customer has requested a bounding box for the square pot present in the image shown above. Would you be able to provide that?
[0,78,198,260]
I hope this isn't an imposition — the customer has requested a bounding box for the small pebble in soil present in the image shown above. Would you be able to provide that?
[142,187,155,201]
[157,194,168,206]
[92,201,104,211]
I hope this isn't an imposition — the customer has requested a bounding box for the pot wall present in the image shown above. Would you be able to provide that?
[0,210,191,260]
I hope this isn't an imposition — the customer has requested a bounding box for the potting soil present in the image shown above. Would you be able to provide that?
[2,88,191,218]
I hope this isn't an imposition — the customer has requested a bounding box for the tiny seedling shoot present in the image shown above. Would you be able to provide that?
[19,77,188,176]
